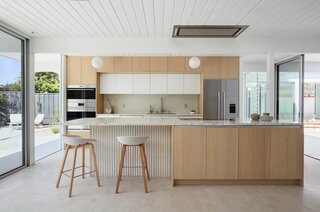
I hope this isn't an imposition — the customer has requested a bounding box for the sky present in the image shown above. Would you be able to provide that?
[0,56,20,86]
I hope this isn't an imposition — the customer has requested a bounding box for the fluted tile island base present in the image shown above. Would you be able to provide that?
[90,125,171,178]
[65,118,304,186]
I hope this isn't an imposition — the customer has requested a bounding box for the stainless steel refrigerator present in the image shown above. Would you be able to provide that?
[203,79,238,120]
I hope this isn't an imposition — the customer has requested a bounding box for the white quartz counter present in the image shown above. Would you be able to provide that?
[63,117,302,127]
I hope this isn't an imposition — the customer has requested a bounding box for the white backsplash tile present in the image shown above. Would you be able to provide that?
[104,94,199,114]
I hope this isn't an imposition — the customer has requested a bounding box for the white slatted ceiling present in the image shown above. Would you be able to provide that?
[0,0,319,38]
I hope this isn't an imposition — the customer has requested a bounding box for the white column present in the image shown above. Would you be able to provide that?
[266,54,275,116]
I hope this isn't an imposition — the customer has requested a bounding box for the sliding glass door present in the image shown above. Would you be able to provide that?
[275,55,304,122]
[0,26,27,176]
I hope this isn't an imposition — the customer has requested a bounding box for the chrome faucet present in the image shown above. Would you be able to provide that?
[160,97,165,113]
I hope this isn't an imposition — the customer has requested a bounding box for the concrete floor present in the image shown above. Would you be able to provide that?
[1,153,320,212]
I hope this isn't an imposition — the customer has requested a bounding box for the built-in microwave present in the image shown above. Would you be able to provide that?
[67,85,96,100]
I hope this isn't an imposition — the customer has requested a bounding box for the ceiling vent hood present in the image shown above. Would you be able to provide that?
[172,25,249,38]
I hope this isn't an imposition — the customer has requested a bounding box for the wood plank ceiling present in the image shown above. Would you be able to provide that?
[0,0,319,38]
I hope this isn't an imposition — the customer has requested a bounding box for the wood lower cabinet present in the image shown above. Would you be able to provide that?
[269,127,303,179]
[206,128,238,179]
[173,127,206,179]
[238,127,268,179]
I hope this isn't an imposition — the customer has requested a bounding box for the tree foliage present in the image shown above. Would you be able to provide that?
[0,78,21,91]
[0,93,10,126]
[35,72,60,93]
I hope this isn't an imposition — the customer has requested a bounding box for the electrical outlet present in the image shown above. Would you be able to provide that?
[184,103,188,108]
[122,103,126,108]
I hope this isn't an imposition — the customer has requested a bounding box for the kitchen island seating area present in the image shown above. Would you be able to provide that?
[56,135,101,198]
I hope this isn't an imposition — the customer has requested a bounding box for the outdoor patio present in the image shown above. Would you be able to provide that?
[0,126,60,159]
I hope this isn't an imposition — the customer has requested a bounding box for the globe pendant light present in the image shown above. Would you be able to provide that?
[189,56,201,69]
[91,56,103,69]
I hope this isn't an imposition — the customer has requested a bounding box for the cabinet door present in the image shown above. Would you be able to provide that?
[239,127,268,179]
[117,74,133,94]
[202,57,220,79]
[114,57,132,72]
[133,74,150,94]
[66,56,82,85]
[97,57,114,73]
[183,74,200,94]
[206,128,238,179]
[173,127,206,179]
[167,74,183,94]
[150,74,167,94]
[168,57,186,72]
[220,57,239,79]
[150,57,168,72]
[185,56,202,72]
[132,57,150,72]
[100,74,117,94]
[81,57,97,85]
[269,127,303,179]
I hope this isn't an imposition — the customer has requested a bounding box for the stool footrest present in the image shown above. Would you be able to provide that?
[63,171,97,179]
[62,165,90,174]
[123,166,143,168]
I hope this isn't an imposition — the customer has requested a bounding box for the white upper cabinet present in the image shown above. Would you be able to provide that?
[133,74,150,94]
[117,74,133,94]
[150,74,167,94]
[100,74,117,94]
[183,74,200,94]
[167,74,183,94]
[100,73,200,95]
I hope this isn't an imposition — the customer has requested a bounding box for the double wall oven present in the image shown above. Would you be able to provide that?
[67,85,96,130]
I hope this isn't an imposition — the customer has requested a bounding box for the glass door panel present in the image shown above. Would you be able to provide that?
[0,28,25,176]
[276,55,304,122]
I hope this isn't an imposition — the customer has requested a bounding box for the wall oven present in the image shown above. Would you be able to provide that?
[67,85,96,130]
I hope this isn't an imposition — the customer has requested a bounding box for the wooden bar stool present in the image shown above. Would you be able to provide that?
[115,136,150,193]
[56,135,101,198]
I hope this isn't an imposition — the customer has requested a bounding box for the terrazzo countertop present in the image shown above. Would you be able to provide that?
[63,117,303,127]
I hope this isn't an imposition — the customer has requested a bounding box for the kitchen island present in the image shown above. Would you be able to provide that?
[65,117,304,185]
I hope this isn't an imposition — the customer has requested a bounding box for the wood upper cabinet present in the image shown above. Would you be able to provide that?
[67,56,82,85]
[185,56,202,72]
[269,127,303,179]
[173,127,206,179]
[115,57,132,72]
[67,56,96,85]
[81,57,97,85]
[132,57,150,72]
[202,57,239,79]
[220,57,239,79]
[168,57,186,72]
[202,57,220,79]
[97,57,114,73]
[239,127,268,179]
[150,57,168,72]
[206,128,238,179]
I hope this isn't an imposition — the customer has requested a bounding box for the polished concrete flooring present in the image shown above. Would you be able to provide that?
[1,152,320,212]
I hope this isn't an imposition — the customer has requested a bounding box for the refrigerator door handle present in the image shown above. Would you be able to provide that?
[223,92,226,120]
[217,92,220,119]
